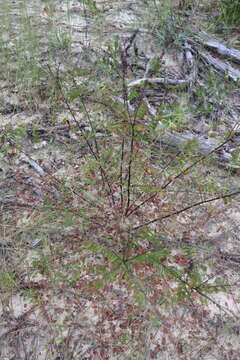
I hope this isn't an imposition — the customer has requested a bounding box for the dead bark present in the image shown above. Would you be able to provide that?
[141,99,239,169]
[128,76,191,88]
[196,49,240,82]
[155,130,240,168]
[20,154,46,176]
[195,32,240,65]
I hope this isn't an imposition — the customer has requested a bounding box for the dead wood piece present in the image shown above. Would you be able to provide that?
[156,131,240,169]
[112,96,240,168]
[0,198,34,207]
[184,42,195,70]
[27,124,70,138]
[128,76,191,88]
[196,49,240,82]
[195,32,240,65]
[184,42,197,88]
[128,42,197,89]
[19,154,45,176]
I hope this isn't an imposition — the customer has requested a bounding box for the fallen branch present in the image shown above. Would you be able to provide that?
[195,32,240,65]
[114,95,240,169]
[128,76,191,88]
[189,44,240,82]
[157,131,240,168]
[20,153,45,176]
[184,41,197,89]
[0,198,35,208]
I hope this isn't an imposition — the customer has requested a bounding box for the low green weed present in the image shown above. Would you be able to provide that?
[217,0,240,27]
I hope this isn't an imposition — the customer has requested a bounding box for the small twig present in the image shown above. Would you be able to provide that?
[18,149,98,208]
[123,29,139,55]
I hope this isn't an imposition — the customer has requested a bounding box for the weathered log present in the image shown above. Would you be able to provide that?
[155,130,240,169]
[183,41,197,89]
[112,96,240,169]
[141,99,239,169]
[20,153,46,176]
[196,49,240,82]
[195,32,240,65]
[128,76,191,88]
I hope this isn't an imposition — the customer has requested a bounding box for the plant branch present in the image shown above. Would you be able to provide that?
[47,63,116,205]
[120,138,125,211]
[133,189,240,231]
[127,132,235,217]
[159,263,237,318]
[161,132,235,191]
